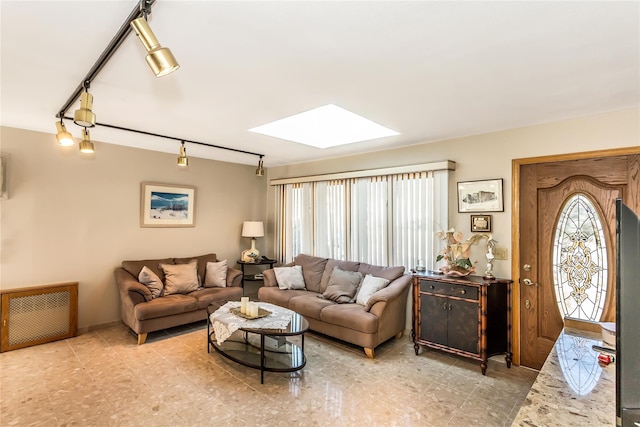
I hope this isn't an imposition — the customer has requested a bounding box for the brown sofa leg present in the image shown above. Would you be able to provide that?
[137,333,147,345]
[395,331,403,339]
[364,348,375,359]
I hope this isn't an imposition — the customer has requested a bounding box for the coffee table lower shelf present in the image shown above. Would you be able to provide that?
[207,304,309,384]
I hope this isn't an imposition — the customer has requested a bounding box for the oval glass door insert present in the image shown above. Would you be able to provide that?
[553,193,608,321]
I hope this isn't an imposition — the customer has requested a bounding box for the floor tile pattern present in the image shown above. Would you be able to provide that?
[0,322,537,426]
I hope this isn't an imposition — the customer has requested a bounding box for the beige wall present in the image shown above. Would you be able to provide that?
[266,108,640,279]
[0,126,267,329]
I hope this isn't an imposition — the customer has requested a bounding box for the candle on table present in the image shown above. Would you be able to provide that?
[250,303,259,317]
[240,297,249,314]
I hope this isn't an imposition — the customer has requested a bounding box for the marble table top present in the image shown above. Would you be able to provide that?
[512,327,615,426]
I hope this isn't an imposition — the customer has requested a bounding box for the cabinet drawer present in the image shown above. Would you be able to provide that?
[420,280,478,300]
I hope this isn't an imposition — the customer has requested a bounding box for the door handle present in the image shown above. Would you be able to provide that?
[522,278,537,286]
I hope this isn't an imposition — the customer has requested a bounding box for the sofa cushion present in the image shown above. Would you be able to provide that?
[320,303,379,334]
[204,260,227,288]
[293,254,328,293]
[322,267,363,303]
[134,294,198,321]
[274,265,306,290]
[355,274,390,306]
[257,287,312,308]
[138,266,164,299]
[358,263,404,282]
[190,287,243,309]
[175,253,217,285]
[122,257,173,283]
[288,295,336,320]
[320,260,361,293]
[160,260,200,295]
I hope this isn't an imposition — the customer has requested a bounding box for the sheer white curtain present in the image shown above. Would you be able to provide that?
[274,169,449,270]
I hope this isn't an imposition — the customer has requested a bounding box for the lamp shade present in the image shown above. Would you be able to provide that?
[242,221,264,238]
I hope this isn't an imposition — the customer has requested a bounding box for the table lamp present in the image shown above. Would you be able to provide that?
[241,221,264,262]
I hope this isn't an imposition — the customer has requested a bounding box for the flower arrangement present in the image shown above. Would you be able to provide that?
[436,229,489,276]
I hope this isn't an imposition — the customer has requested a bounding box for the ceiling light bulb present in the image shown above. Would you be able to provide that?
[130,17,180,78]
[55,121,74,146]
[73,91,96,127]
[256,158,264,177]
[177,142,188,167]
[79,128,95,153]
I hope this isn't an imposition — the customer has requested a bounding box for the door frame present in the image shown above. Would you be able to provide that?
[511,146,640,366]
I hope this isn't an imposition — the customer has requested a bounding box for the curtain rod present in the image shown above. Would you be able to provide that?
[269,161,456,185]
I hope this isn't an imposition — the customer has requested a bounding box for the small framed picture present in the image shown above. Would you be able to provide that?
[471,214,492,232]
[457,179,504,212]
[140,182,196,228]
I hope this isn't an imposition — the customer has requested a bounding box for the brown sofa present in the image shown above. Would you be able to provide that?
[258,254,412,358]
[114,253,243,344]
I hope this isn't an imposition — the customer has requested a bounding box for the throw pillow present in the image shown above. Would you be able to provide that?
[204,260,227,288]
[322,267,363,303]
[138,266,164,299]
[274,265,306,290]
[355,274,390,306]
[160,260,199,295]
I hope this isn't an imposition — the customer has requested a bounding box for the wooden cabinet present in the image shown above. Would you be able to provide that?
[412,273,512,375]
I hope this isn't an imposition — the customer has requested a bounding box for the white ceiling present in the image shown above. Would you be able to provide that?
[1,1,638,167]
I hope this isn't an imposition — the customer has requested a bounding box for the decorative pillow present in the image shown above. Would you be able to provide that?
[204,260,227,288]
[322,267,363,303]
[274,265,306,290]
[355,274,390,306]
[160,260,199,295]
[138,266,164,299]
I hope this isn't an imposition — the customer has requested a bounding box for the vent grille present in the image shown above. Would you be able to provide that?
[8,291,71,345]
[1,282,78,352]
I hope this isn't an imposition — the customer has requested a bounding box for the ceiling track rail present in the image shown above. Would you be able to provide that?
[55,0,264,160]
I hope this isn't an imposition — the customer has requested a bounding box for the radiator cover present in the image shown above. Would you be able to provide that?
[1,282,78,352]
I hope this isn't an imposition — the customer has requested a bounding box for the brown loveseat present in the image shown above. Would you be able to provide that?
[258,254,412,358]
[114,253,243,344]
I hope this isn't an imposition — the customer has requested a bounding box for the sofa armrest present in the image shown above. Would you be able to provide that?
[114,268,151,305]
[366,274,412,312]
[262,269,278,287]
[226,267,243,287]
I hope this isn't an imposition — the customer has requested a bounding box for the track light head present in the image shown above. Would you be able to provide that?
[177,141,188,167]
[73,91,96,127]
[55,120,74,147]
[131,17,179,78]
[79,128,95,153]
[256,157,264,177]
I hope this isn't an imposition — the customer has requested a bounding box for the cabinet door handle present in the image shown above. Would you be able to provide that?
[448,303,452,311]
[443,302,448,310]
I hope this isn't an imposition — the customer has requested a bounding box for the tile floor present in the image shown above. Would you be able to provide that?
[0,321,537,427]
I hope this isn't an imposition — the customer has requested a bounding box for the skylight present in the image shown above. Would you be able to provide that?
[248,104,399,148]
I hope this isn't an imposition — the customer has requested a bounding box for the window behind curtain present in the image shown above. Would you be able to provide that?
[275,170,448,270]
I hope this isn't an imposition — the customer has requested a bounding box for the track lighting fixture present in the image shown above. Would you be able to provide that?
[55,119,74,147]
[73,89,96,128]
[256,156,264,177]
[79,128,95,154]
[130,17,179,77]
[177,141,188,167]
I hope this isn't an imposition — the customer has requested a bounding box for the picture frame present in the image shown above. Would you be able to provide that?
[457,179,504,213]
[470,214,492,232]
[140,182,196,228]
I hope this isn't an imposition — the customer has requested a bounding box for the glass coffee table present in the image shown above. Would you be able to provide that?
[207,302,309,384]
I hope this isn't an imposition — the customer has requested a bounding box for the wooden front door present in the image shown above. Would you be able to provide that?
[517,152,639,369]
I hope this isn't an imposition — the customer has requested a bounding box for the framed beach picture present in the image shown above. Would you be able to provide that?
[457,179,504,213]
[140,182,196,227]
